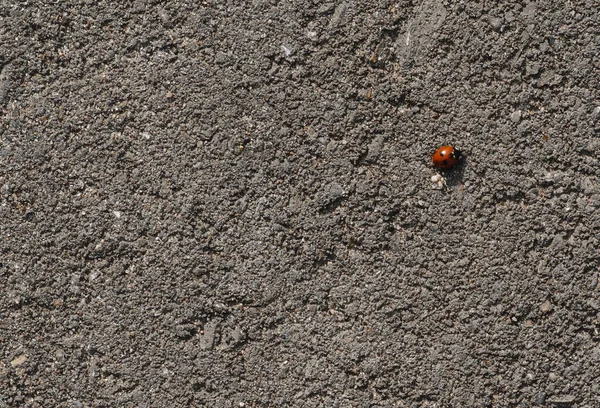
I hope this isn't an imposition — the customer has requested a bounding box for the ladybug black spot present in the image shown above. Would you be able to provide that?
[442,159,448,165]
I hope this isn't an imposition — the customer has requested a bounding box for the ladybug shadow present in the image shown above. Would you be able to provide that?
[440,155,467,188]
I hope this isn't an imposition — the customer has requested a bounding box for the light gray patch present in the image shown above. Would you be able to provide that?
[395,0,447,67]
[0,62,12,106]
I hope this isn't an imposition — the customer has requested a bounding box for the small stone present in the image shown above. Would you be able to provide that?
[511,110,522,123]
[0,183,10,196]
[11,354,27,367]
[280,44,293,59]
[540,300,553,313]
[157,7,172,26]
[328,3,348,28]
[550,235,565,251]
[488,16,503,32]
[431,174,442,183]
[230,327,245,345]
[215,51,228,65]
[521,2,537,19]
[320,182,344,207]
[317,3,335,14]
[199,320,219,350]
[592,106,600,118]
[548,372,558,381]
[534,392,546,405]
[538,70,562,87]
[366,135,384,162]
[306,30,318,42]
[517,120,530,134]
[547,395,577,405]
[159,180,172,197]
[527,62,541,76]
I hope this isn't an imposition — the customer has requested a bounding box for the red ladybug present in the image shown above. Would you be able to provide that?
[432,146,461,169]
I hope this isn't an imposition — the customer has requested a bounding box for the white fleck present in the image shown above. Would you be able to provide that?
[431,174,445,189]
[113,210,122,218]
[281,45,292,58]
[406,31,411,46]
[306,31,318,41]
[142,132,151,140]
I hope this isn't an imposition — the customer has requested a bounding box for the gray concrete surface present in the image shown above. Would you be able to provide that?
[1,1,599,407]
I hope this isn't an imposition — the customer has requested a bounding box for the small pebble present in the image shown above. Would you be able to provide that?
[534,392,546,405]
[215,51,228,65]
[547,395,577,405]
[329,3,348,28]
[488,17,503,32]
[511,110,522,123]
[10,354,27,367]
[157,7,172,26]
[281,45,293,58]
[306,31,318,42]
[0,183,10,196]
[431,174,445,189]
[540,300,553,313]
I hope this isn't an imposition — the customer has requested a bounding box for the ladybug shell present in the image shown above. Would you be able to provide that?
[432,146,461,169]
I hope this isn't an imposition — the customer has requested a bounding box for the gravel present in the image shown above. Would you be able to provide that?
[1,0,599,406]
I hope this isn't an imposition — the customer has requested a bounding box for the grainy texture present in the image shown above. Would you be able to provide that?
[1,1,599,407]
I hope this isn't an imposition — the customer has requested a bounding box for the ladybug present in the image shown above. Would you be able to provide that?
[432,145,461,169]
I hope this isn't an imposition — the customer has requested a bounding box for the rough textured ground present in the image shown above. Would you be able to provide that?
[1,1,599,407]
